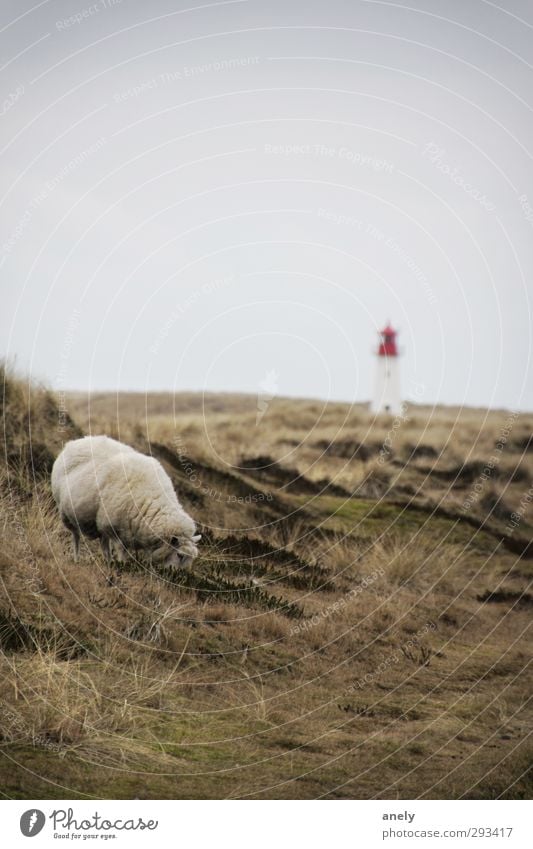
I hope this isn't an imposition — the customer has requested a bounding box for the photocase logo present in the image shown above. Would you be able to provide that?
[20,809,46,837]
[256,369,278,424]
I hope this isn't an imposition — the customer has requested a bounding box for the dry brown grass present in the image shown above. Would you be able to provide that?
[0,372,531,799]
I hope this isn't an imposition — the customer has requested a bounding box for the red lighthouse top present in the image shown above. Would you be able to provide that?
[377,323,398,357]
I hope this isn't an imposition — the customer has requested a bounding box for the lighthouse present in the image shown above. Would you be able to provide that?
[371,323,402,415]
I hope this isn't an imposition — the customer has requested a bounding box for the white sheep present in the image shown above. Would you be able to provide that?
[51,435,201,567]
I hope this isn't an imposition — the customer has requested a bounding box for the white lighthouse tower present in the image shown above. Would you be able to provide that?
[371,322,402,415]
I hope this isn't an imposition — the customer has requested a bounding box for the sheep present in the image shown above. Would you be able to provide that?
[51,435,131,559]
[51,435,201,568]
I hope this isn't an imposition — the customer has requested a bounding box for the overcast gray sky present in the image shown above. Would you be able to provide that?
[1,0,532,410]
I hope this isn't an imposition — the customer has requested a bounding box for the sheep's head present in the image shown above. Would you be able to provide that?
[152,533,201,569]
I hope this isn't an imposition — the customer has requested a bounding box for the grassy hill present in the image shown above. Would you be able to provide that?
[0,368,531,799]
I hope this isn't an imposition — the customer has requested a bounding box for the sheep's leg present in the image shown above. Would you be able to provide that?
[100,536,111,562]
[71,528,80,562]
[114,539,127,563]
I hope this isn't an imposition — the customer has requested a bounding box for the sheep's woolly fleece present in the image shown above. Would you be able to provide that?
[51,435,200,566]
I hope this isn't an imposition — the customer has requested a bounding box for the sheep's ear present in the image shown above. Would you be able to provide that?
[192,534,202,542]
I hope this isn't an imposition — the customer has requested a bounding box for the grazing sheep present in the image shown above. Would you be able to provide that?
[51,435,201,567]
